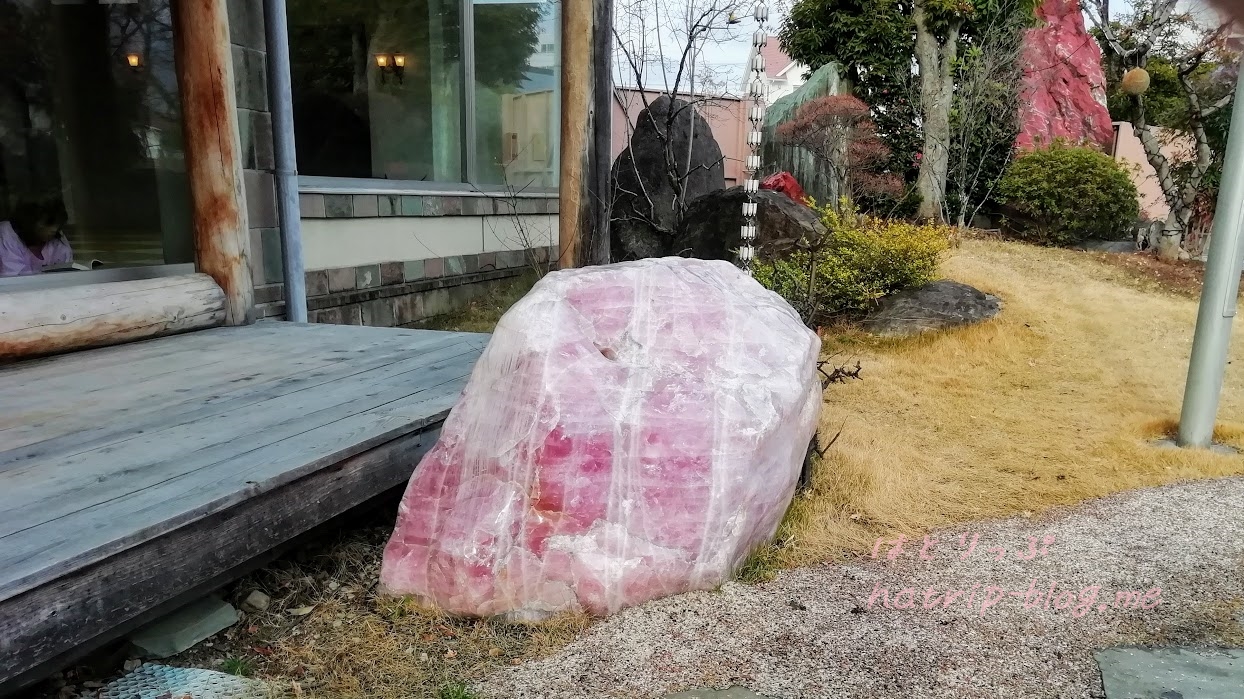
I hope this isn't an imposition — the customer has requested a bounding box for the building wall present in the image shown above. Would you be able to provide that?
[224,0,557,328]
[1112,121,1195,222]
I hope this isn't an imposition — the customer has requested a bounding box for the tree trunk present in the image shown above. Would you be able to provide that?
[1155,206,1192,261]
[1132,121,1186,261]
[913,0,957,222]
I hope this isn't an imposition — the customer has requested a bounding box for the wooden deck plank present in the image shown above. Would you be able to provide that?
[0,421,441,691]
[0,323,446,405]
[0,322,291,390]
[0,386,459,600]
[0,303,487,693]
[0,331,470,460]
[0,324,395,414]
[0,337,483,542]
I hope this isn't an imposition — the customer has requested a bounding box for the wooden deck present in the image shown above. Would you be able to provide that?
[0,323,487,690]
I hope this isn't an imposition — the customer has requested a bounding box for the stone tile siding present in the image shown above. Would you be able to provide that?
[298,193,559,219]
[254,246,558,325]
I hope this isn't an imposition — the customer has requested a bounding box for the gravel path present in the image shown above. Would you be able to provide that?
[478,477,1244,699]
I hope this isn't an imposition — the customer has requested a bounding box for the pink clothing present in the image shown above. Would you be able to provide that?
[0,220,73,276]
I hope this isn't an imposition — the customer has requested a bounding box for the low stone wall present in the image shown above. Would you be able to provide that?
[254,246,555,327]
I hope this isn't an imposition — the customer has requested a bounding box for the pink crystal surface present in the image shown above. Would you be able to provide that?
[380,257,822,619]
[1016,0,1114,151]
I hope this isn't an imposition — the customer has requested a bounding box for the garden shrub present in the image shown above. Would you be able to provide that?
[997,142,1139,245]
[754,202,951,325]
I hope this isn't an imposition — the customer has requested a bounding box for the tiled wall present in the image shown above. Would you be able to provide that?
[253,246,557,326]
[226,0,281,304]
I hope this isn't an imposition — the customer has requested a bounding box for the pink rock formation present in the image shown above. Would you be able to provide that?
[380,258,822,619]
[1017,0,1114,150]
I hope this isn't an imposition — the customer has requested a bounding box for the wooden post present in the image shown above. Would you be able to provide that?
[559,0,593,268]
[586,0,614,266]
[173,0,255,324]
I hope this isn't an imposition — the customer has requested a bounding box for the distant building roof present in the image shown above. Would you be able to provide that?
[760,43,795,78]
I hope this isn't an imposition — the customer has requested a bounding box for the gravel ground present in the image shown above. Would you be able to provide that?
[477,477,1244,699]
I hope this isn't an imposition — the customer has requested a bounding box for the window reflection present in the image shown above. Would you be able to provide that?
[289,0,466,182]
[473,0,559,188]
[287,0,558,189]
[0,0,192,278]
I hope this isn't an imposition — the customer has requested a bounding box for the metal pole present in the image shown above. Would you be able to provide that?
[1176,62,1244,447]
[263,0,308,322]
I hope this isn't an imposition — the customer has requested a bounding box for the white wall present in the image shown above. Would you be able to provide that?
[301,214,557,270]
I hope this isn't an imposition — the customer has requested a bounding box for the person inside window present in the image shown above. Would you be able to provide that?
[0,197,73,277]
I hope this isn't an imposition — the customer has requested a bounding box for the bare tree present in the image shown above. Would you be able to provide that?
[944,0,1026,228]
[1087,0,1236,260]
[610,0,746,243]
[912,0,964,222]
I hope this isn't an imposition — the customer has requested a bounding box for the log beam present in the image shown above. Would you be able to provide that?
[0,275,227,361]
[173,0,254,324]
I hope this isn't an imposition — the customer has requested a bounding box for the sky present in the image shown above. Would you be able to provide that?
[612,0,787,94]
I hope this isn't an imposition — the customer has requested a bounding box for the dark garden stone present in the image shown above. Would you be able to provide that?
[611,95,725,262]
[677,187,826,262]
[861,280,1002,337]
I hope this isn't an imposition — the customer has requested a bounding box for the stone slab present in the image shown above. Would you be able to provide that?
[1096,647,1244,699]
[128,596,239,659]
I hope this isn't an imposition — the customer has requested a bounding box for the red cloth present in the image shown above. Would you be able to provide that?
[760,172,809,206]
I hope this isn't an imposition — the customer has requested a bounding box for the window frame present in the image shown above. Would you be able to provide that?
[0,263,196,291]
[292,0,561,196]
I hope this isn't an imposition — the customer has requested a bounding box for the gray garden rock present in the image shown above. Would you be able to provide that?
[611,96,725,262]
[676,188,826,262]
[861,280,1001,337]
[241,590,270,613]
[1078,239,1137,253]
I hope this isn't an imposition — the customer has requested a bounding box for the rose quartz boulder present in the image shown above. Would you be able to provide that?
[380,257,822,619]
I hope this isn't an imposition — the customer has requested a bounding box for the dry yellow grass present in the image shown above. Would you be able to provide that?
[175,522,588,699]
[771,238,1244,568]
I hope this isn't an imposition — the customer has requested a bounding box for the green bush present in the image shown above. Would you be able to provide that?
[997,142,1139,245]
[754,202,951,325]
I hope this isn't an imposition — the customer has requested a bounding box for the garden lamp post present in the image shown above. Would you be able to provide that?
[1177,58,1244,448]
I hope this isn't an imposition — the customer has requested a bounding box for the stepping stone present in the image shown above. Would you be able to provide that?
[128,595,239,659]
[1095,647,1244,698]
[664,689,774,699]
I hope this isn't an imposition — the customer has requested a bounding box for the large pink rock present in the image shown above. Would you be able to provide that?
[1016,0,1114,150]
[380,258,822,619]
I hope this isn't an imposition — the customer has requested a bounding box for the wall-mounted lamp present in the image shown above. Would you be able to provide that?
[375,53,406,84]
[125,52,142,69]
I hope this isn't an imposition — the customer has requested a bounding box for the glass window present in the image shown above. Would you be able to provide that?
[287,0,559,190]
[289,0,466,183]
[472,0,559,188]
[0,0,192,279]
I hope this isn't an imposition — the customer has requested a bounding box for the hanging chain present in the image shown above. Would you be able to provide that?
[739,2,768,275]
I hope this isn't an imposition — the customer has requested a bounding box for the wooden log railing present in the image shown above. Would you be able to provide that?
[0,275,226,361]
